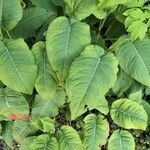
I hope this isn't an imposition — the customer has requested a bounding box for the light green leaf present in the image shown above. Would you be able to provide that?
[0,0,23,31]
[32,42,58,100]
[127,21,147,41]
[0,88,29,120]
[64,0,97,21]
[108,130,135,150]
[83,114,109,150]
[31,90,66,119]
[57,125,84,150]
[46,16,91,83]
[31,117,55,133]
[115,38,150,87]
[110,98,148,130]
[29,134,58,150]
[66,45,118,120]
[20,136,35,150]
[112,69,133,96]
[10,7,52,38]
[0,38,37,94]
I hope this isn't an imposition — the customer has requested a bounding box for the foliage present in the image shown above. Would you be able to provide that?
[0,0,150,149]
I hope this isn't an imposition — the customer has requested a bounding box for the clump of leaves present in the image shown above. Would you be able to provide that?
[0,0,150,150]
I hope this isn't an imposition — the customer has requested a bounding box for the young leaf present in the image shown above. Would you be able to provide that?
[108,130,135,150]
[31,117,55,133]
[32,42,58,100]
[46,16,91,83]
[66,45,118,120]
[83,114,109,150]
[110,99,148,130]
[29,134,58,150]
[0,0,23,31]
[31,90,66,119]
[115,38,150,87]
[64,0,97,21]
[127,21,147,41]
[0,88,29,121]
[56,125,84,150]
[10,7,52,39]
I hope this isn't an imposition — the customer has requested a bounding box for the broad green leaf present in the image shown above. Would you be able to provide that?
[29,134,58,150]
[112,69,133,96]
[46,16,91,83]
[0,38,37,94]
[31,117,55,133]
[31,90,66,119]
[115,38,150,87]
[128,82,144,103]
[0,88,29,121]
[141,100,150,125]
[0,0,23,31]
[13,121,38,142]
[20,136,35,150]
[1,121,13,148]
[57,125,84,150]
[110,99,148,130]
[32,42,58,100]
[31,0,57,12]
[83,114,109,150]
[108,130,135,150]
[64,0,97,21]
[10,7,52,38]
[66,45,118,120]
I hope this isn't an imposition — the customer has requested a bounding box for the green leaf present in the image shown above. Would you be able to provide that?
[64,0,97,21]
[66,45,118,120]
[32,42,58,100]
[29,134,58,150]
[141,100,150,125]
[10,7,52,38]
[0,38,37,94]
[115,38,150,87]
[110,98,148,130]
[31,0,57,12]
[127,21,147,41]
[0,88,29,121]
[46,16,91,83]
[31,90,66,119]
[1,121,13,148]
[31,117,55,133]
[83,114,109,150]
[13,121,38,142]
[57,125,84,150]
[112,69,133,96]
[108,130,135,150]
[0,0,23,31]
[20,136,35,150]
